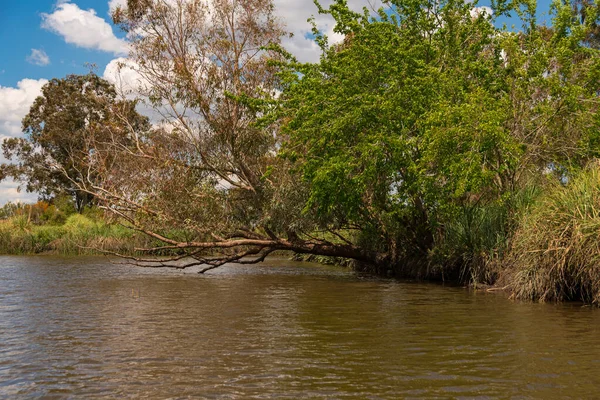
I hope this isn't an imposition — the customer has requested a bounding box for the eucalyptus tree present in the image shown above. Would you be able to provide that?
[0,74,149,212]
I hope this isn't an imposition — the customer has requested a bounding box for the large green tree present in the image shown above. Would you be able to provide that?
[279,0,600,278]
[0,74,150,212]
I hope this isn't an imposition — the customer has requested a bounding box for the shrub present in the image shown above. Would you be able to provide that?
[63,214,97,235]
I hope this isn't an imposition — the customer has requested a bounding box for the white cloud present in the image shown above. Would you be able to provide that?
[0,79,47,138]
[0,79,48,205]
[26,49,51,66]
[103,57,147,95]
[41,2,128,55]
[0,180,38,205]
[274,0,385,63]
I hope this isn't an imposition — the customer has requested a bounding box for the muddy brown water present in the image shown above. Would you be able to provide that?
[1,256,600,399]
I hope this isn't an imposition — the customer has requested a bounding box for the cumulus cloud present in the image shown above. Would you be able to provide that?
[0,179,38,205]
[0,79,48,205]
[0,79,47,138]
[26,49,51,66]
[103,57,147,95]
[41,2,128,55]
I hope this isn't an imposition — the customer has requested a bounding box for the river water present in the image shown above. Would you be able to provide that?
[1,256,600,398]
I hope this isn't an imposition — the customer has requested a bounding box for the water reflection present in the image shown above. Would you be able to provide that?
[1,256,600,398]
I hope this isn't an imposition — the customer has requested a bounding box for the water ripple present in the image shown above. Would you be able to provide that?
[1,256,600,398]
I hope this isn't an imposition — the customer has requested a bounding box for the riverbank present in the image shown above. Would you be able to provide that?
[5,164,600,306]
[0,210,147,255]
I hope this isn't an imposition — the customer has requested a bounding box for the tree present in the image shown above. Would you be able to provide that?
[69,0,377,271]
[573,0,600,48]
[280,0,600,279]
[0,74,150,212]
[74,0,599,279]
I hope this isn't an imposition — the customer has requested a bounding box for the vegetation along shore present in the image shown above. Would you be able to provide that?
[1,0,600,303]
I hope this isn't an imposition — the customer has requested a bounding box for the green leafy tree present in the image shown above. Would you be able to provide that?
[0,74,150,212]
[279,0,600,278]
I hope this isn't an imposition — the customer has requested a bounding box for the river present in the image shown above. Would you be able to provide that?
[1,256,599,398]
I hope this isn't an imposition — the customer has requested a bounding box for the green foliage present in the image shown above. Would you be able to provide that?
[429,184,541,284]
[63,214,98,234]
[0,205,144,255]
[278,0,600,283]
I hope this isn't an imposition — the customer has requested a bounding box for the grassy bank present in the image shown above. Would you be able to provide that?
[7,165,600,305]
[0,202,148,255]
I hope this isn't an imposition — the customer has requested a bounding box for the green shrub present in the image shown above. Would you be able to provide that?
[33,226,65,246]
[63,214,97,235]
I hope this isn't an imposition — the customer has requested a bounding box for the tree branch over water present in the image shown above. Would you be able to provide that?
[20,0,600,293]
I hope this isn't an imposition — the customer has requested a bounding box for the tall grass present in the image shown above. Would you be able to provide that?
[0,213,147,255]
[505,165,600,303]
[432,203,509,284]
[430,185,540,285]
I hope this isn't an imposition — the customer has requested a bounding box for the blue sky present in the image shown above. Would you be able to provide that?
[0,0,124,88]
[0,0,556,205]
[0,0,557,87]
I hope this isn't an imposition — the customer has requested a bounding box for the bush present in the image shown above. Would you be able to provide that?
[0,206,150,255]
[32,226,65,252]
[64,213,96,230]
